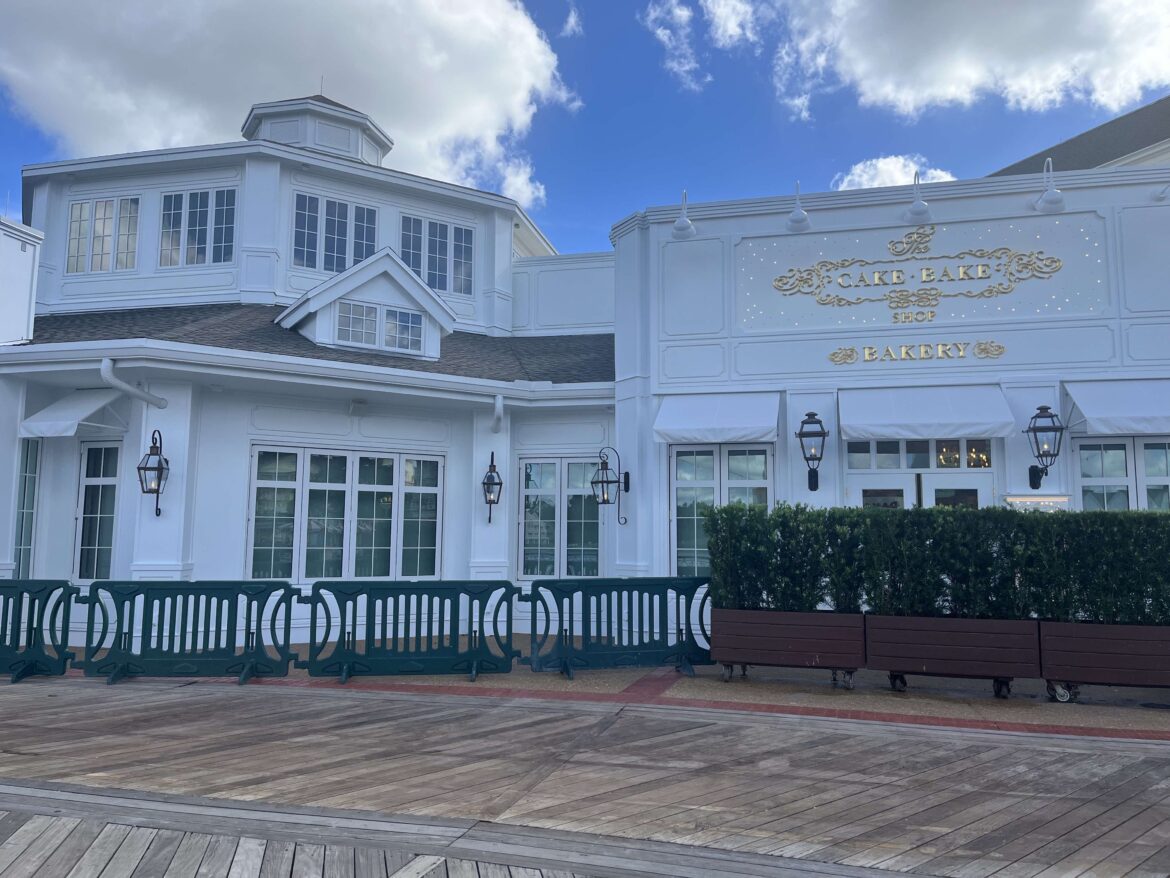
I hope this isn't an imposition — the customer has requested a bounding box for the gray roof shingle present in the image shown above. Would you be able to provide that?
[992,93,1170,176]
[29,304,614,385]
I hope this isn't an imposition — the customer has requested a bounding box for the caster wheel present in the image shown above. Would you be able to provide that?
[1047,681,1071,703]
[889,673,907,692]
[843,671,855,691]
[721,664,733,682]
[993,679,1011,699]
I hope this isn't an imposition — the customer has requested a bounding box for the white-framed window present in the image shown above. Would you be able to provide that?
[519,458,601,579]
[670,445,772,576]
[337,301,378,346]
[334,301,425,353]
[293,193,377,273]
[400,214,473,295]
[13,438,40,579]
[386,308,423,352]
[66,197,140,274]
[1075,437,1170,512]
[76,444,120,581]
[845,438,993,471]
[248,447,443,581]
[159,188,236,267]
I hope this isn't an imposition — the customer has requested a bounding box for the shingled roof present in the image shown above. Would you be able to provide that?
[29,304,614,385]
[992,93,1170,176]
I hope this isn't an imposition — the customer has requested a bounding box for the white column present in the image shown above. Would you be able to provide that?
[238,157,282,303]
[128,382,198,580]
[467,401,511,580]
[0,377,24,578]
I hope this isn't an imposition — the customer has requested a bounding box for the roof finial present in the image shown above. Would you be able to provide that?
[319,75,325,94]
[672,189,697,240]
[786,181,811,233]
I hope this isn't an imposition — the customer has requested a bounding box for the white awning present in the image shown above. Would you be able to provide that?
[1066,380,1170,435]
[838,385,1016,440]
[653,393,781,444]
[20,389,126,438]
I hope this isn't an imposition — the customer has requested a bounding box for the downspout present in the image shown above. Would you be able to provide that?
[490,393,504,433]
[100,358,168,409]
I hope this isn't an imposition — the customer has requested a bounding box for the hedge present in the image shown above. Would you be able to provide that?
[704,504,1170,624]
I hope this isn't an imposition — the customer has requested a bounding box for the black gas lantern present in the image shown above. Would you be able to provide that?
[796,412,829,491]
[590,446,630,525]
[136,429,170,517]
[1024,405,1065,489]
[481,452,503,522]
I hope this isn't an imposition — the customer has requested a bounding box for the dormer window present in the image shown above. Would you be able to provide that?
[159,189,236,267]
[293,193,378,273]
[66,197,139,274]
[400,214,473,295]
[336,301,424,353]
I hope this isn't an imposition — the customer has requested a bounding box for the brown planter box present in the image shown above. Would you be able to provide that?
[1040,621,1170,688]
[866,616,1040,680]
[711,609,864,670]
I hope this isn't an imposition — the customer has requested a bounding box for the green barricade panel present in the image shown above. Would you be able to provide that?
[298,580,521,681]
[0,580,78,682]
[81,580,297,684]
[520,577,712,678]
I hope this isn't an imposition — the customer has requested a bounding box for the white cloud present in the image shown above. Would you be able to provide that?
[699,0,759,48]
[773,0,1170,117]
[831,154,955,191]
[640,0,712,92]
[560,3,584,38]
[0,0,577,207]
[499,157,547,210]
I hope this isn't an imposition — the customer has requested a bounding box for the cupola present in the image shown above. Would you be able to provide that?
[242,95,394,166]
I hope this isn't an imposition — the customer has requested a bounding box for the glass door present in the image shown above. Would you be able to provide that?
[846,473,916,509]
[922,473,993,509]
[846,472,993,509]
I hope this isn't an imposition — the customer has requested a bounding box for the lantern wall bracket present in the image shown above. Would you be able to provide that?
[591,446,630,526]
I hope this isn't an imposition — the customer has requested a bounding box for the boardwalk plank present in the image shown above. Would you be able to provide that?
[289,843,324,878]
[96,826,156,878]
[322,846,354,878]
[162,833,212,878]
[63,824,131,878]
[0,816,81,878]
[225,837,266,878]
[193,835,238,878]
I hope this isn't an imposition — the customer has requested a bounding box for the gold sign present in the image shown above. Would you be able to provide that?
[828,340,1006,365]
[773,226,1062,324]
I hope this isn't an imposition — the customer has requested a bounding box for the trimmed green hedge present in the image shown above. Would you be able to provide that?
[704,504,1170,624]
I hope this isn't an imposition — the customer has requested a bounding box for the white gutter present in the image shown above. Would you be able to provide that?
[100,358,168,409]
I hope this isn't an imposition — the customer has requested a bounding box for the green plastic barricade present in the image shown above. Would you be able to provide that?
[80,580,297,685]
[520,577,712,679]
[1,580,79,682]
[298,580,521,682]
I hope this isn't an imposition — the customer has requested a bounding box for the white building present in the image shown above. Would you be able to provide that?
[1,94,1168,590]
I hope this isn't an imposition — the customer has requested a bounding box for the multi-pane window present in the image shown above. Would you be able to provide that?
[159,189,236,267]
[13,439,40,578]
[520,459,601,579]
[846,439,993,470]
[1076,438,1170,512]
[324,200,349,273]
[401,215,474,295]
[386,308,423,352]
[337,302,378,346]
[249,447,443,581]
[293,193,376,272]
[671,446,771,576]
[453,226,474,295]
[77,445,119,581]
[66,197,139,274]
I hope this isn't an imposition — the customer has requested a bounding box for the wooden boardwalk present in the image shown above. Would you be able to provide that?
[1,679,1170,876]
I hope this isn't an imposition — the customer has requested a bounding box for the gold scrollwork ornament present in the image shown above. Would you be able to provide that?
[828,346,859,365]
[973,341,1006,359]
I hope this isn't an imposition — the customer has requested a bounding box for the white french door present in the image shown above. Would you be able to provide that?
[846,472,993,509]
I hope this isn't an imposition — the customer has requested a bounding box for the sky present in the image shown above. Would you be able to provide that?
[2,0,1170,253]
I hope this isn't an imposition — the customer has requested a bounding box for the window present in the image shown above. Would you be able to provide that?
[13,439,40,578]
[77,445,119,581]
[248,447,443,581]
[1076,438,1170,512]
[159,189,236,267]
[670,445,771,576]
[519,459,600,579]
[846,439,994,471]
[293,193,376,272]
[337,302,378,346]
[401,214,474,295]
[386,308,423,352]
[66,197,140,274]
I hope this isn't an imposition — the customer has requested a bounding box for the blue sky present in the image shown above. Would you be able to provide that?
[2,1,1169,253]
